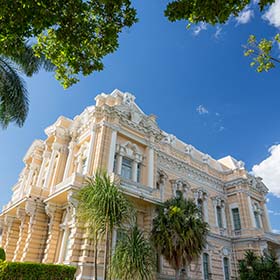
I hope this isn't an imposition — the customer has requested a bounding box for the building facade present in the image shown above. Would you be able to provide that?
[0,89,279,280]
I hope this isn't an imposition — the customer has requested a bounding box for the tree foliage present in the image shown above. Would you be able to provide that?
[150,192,209,280]
[164,0,274,24]
[0,44,53,128]
[244,34,280,73]
[239,250,280,280]
[110,226,155,280]
[165,0,280,73]
[0,0,137,88]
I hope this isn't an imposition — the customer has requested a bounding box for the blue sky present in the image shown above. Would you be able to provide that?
[0,1,280,231]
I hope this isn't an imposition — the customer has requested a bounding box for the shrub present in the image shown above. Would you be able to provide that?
[0,261,76,280]
[0,249,5,261]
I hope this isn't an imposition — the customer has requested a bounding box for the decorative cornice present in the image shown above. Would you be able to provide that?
[157,151,225,193]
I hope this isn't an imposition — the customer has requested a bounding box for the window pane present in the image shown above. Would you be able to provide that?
[217,206,223,228]
[121,158,132,180]
[232,208,241,230]
[203,253,210,280]
[223,257,230,280]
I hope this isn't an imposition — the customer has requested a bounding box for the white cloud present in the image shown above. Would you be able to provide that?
[263,0,280,28]
[252,144,280,197]
[196,105,209,115]
[214,27,222,39]
[272,229,280,234]
[193,23,207,36]
[236,7,254,25]
[268,209,280,216]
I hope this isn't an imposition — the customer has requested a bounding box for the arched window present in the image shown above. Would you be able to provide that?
[203,253,210,280]
[223,257,230,280]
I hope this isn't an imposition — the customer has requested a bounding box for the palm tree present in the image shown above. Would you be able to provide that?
[151,192,209,280]
[110,225,155,280]
[76,172,132,280]
[0,44,53,128]
[239,250,280,280]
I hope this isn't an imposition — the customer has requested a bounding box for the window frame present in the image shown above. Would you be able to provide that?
[223,257,230,280]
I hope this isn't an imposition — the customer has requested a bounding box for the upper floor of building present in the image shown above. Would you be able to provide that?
[2,89,276,241]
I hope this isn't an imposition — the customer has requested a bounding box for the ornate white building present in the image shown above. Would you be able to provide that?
[0,89,279,279]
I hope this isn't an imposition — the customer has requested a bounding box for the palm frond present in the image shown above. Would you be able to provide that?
[0,56,29,128]
[111,226,155,280]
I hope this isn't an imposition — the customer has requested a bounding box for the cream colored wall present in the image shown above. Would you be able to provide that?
[0,90,277,280]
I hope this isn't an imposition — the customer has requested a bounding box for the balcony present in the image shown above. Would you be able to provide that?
[2,182,49,212]
[50,172,85,195]
[110,173,162,203]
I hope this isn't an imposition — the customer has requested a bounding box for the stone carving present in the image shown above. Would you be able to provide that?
[170,179,190,198]
[212,196,225,208]
[193,189,208,203]
[237,160,245,169]
[117,142,143,162]
[157,152,224,193]
[202,154,210,164]
[156,169,168,190]
[184,144,194,154]
[248,175,268,194]
[162,134,176,146]
[122,92,135,107]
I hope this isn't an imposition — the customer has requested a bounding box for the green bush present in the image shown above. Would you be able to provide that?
[0,261,76,280]
[0,249,5,261]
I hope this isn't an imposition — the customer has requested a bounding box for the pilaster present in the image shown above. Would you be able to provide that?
[107,129,117,174]
[13,207,28,261]
[42,204,63,263]
[147,145,154,188]
[3,215,19,260]
[20,199,49,262]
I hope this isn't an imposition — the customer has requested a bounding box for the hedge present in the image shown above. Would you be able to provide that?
[0,261,76,280]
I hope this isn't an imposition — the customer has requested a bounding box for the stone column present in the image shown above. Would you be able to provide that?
[64,192,82,264]
[63,141,76,180]
[263,202,272,232]
[147,146,154,188]
[51,145,68,190]
[203,196,209,223]
[107,129,117,174]
[247,195,256,228]
[85,129,96,175]
[21,199,49,262]
[37,151,51,187]
[43,204,63,263]
[3,215,16,260]
[25,166,37,195]
[132,161,138,182]
[116,154,123,175]
[44,143,60,189]
[13,207,28,261]
[222,206,227,229]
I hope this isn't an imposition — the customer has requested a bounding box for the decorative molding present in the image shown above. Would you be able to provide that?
[170,179,190,198]
[157,151,225,193]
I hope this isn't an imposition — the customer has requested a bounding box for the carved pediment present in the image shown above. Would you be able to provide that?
[170,178,190,198]
[248,175,268,194]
